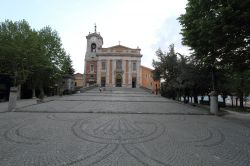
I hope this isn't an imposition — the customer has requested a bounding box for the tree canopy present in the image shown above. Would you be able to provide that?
[179,0,250,70]
[178,0,250,108]
[153,44,211,102]
[0,19,75,97]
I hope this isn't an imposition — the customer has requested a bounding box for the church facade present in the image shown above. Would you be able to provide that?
[84,27,142,88]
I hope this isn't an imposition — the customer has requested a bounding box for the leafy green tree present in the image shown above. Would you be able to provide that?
[0,20,35,85]
[179,0,250,108]
[31,26,74,98]
[61,54,75,75]
[153,45,182,100]
[0,20,75,99]
[153,44,211,103]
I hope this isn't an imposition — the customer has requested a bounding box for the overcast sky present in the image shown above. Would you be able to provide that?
[0,0,190,73]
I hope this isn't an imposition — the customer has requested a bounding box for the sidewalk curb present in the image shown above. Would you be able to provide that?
[223,110,250,117]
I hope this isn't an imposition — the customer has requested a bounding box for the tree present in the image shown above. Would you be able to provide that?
[153,45,183,99]
[153,44,211,103]
[29,26,74,98]
[179,0,250,108]
[61,54,75,75]
[0,20,75,99]
[0,20,36,86]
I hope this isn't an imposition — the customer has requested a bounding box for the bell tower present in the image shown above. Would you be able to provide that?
[84,24,103,86]
[85,24,103,59]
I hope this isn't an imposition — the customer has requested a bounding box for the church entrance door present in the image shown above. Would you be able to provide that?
[132,77,136,88]
[116,74,122,87]
[101,77,106,87]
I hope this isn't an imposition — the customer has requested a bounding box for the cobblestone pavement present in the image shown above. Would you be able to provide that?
[0,96,59,113]
[0,88,250,166]
[16,88,208,114]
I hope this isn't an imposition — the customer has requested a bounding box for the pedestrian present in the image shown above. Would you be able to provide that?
[99,87,102,92]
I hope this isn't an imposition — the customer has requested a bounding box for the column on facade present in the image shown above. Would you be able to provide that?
[125,60,128,87]
[105,60,109,86]
[109,60,112,87]
[122,59,126,86]
[112,59,115,87]
[84,60,87,86]
[136,60,141,87]
[97,60,101,85]
[128,60,132,87]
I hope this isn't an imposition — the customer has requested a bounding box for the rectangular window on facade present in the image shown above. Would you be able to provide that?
[102,61,106,70]
[133,62,136,71]
[90,64,94,72]
[116,60,122,70]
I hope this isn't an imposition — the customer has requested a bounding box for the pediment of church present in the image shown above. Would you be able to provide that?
[107,45,132,50]
[98,45,141,56]
[101,45,140,52]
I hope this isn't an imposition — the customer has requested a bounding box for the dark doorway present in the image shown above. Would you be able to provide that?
[116,74,122,87]
[132,77,136,88]
[101,77,106,87]
[155,84,158,95]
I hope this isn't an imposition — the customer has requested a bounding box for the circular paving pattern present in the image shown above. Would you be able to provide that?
[72,116,165,144]
[4,121,47,145]
[0,114,250,165]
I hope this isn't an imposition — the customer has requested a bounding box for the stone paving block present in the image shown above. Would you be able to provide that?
[0,88,249,165]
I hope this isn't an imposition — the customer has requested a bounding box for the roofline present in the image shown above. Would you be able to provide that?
[140,65,154,71]
[96,53,143,57]
[101,45,141,50]
[86,33,103,42]
[74,73,83,75]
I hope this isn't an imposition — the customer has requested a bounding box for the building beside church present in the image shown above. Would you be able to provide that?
[140,66,160,95]
[74,73,84,88]
[84,26,142,88]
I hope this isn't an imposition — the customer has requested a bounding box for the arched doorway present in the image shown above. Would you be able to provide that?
[116,74,122,87]
[101,77,106,87]
[132,77,136,88]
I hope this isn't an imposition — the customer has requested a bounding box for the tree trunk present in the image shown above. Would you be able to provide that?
[222,96,226,107]
[211,65,217,91]
[239,92,244,109]
[239,75,244,109]
[17,84,21,100]
[177,90,181,101]
[231,96,234,108]
[194,95,198,104]
[39,87,45,100]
